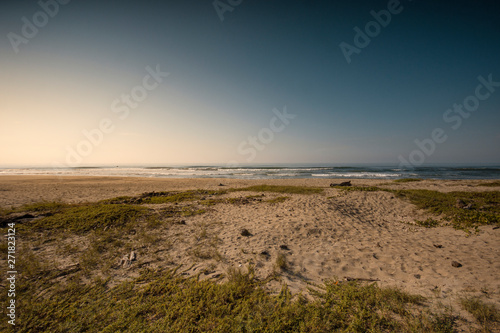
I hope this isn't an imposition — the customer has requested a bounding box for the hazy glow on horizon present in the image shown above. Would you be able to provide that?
[1,1,499,167]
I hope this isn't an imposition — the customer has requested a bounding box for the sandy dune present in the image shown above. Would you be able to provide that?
[1,175,499,328]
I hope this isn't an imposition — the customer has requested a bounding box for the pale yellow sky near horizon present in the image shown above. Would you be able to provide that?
[0,59,317,167]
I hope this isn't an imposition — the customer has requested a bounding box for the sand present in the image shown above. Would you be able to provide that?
[1,175,499,327]
[0,176,495,207]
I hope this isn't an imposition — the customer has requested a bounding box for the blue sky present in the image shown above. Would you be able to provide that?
[1,0,499,167]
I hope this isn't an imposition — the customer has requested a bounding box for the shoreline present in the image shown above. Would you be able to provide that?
[1,164,499,182]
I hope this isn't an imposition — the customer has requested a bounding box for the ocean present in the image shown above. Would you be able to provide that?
[1,165,499,180]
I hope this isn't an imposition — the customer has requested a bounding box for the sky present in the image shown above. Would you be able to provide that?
[1,0,499,167]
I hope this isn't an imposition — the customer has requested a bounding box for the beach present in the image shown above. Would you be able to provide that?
[1,176,499,330]
[1,175,498,207]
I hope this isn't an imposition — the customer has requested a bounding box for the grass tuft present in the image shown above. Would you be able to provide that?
[460,297,500,330]
[275,252,288,270]
[181,206,206,217]
[266,196,289,204]
[100,189,227,205]
[22,204,148,233]
[330,186,500,231]
[415,218,440,228]
[393,190,500,230]
[460,297,500,325]
[142,192,197,204]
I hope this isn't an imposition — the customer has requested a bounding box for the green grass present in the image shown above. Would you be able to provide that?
[195,189,228,196]
[199,198,224,206]
[79,234,125,273]
[394,178,423,183]
[180,206,206,217]
[233,185,323,195]
[460,297,500,331]
[0,205,13,215]
[5,262,458,333]
[142,192,197,204]
[275,252,288,270]
[101,189,227,205]
[333,186,500,231]
[266,196,289,204]
[22,204,148,233]
[226,197,249,204]
[159,205,206,218]
[415,218,440,228]
[99,196,135,204]
[392,190,500,230]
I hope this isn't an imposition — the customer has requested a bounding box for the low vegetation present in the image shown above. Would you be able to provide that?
[142,191,197,204]
[460,297,500,331]
[392,189,500,231]
[20,203,148,234]
[275,252,288,270]
[100,189,227,205]
[334,185,500,231]
[3,184,497,331]
[414,218,441,228]
[394,178,423,183]
[2,254,457,332]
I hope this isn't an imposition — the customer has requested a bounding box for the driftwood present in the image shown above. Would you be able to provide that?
[330,181,352,187]
[343,276,380,282]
